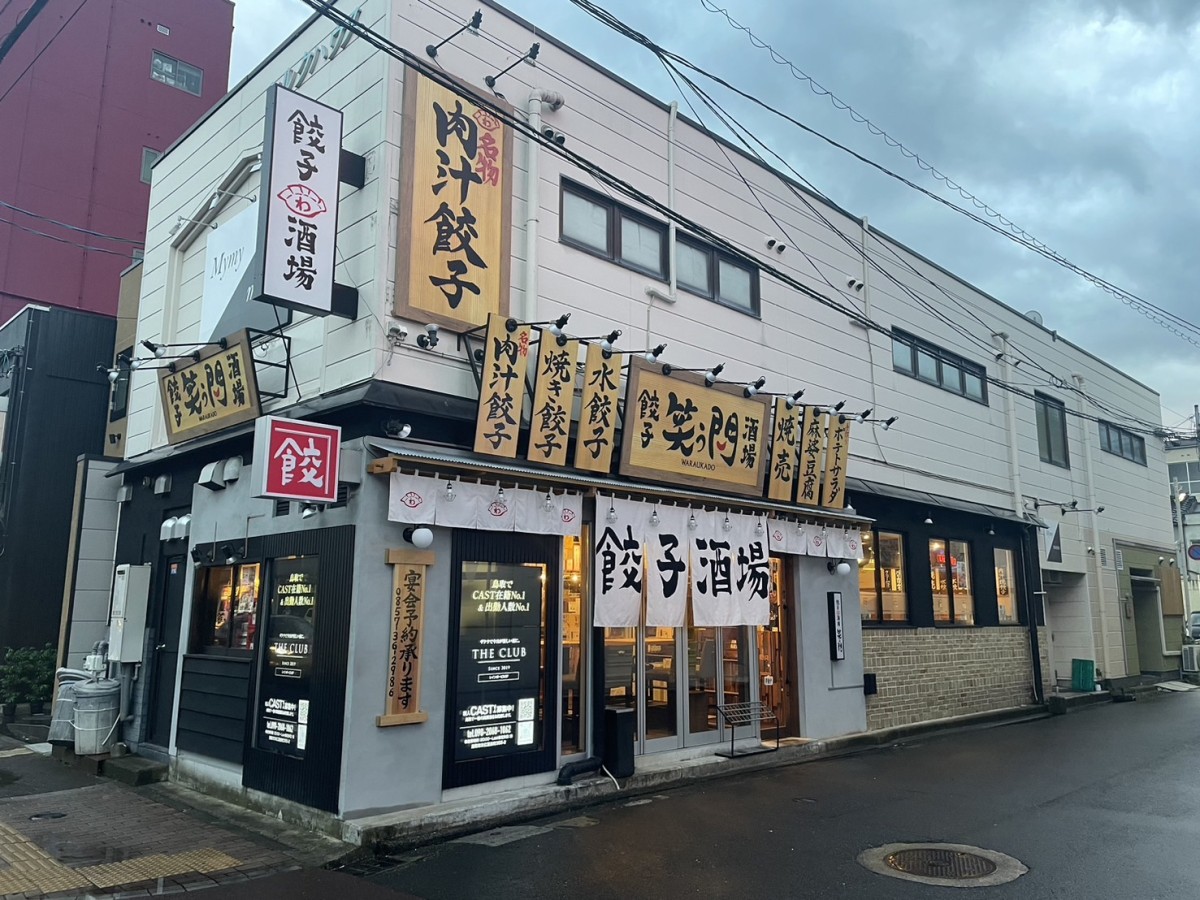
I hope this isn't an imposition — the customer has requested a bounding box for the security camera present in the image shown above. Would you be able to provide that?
[1159,556,1166,564]
[417,322,440,349]
[387,323,408,345]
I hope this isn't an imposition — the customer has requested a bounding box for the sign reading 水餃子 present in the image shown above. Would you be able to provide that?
[158,330,261,444]
[256,85,344,317]
[252,415,342,504]
[574,343,622,473]
[378,548,433,727]
[766,396,800,502]
[473,313,532,459]
[619,358,770,497]
[396,72,512,331]
[525,334,576,467]
[821,414,851,508]
[796,406,827,507]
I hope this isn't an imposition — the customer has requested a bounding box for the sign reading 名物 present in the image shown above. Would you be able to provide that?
[396,72,512,331]
[574,343,622,473]
[378,548,433,727]
[473,313,532,459]
[619,358,770,497]
[525,334,576,467]
[454,562,544,760]
[821,414,851,508]
[257,556,318,758]
[252,415,342,504]
[828,591,845,661]
[158,330,261,444]
[256,84,343,317]
[767,397,800,502]
[796,406,827,507]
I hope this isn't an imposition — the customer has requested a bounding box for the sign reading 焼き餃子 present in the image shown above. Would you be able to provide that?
[255,84,344,317]
[396,71,512,331]
[573,343,622,473]
[525,333,576,467]
[378,548,433,727]
[474,313,532,459]
[821,414,851,508]
[158,330,261,445]
[619,358,770,497]
[795,405,827,507]
[766,396,801,502]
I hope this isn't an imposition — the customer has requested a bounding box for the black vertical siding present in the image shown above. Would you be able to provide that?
[176,656,252,763]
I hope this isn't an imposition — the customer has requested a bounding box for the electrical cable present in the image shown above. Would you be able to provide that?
[0,215,140,258]
[0,198,143,245]
[0,0,89,108]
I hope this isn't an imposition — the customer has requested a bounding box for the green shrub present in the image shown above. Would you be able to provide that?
[0,645,56,704]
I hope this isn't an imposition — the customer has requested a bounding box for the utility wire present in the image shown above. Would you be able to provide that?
[0,215,138,258]
[0,198,143,245]
[0,0,88,108]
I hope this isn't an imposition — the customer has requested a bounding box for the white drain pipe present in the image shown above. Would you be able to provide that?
[525,90,565,321]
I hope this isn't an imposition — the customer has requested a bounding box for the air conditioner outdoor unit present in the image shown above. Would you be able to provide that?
[1181,644,1200,673]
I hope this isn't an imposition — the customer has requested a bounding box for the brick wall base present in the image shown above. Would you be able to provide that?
[862,627,1048,732]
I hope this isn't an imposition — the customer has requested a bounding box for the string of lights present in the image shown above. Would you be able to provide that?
[0,198,144,246]
[299,0,1176,439]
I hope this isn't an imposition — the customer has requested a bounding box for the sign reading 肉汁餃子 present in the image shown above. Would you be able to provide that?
[766,396,800,502]
[574,343,622,474]
[252,415,342,504]
[158,331,261,444]
[796,406,827,507]
[619,358,771,497]
[525,334,576,467]
[821,414,851,508]
[396,71,512,331]
[474,313,532,459]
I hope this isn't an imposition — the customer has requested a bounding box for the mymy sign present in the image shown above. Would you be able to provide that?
[201,204,280,342]
[252,415,342,504]
[255,84,344,317]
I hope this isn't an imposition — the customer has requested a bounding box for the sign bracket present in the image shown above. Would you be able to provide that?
[338,148,366,189]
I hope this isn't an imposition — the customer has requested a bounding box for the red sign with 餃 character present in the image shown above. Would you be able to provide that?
[252,416,342,503]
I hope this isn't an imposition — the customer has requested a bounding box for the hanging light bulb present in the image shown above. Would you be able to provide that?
[785,389,804,409]
[881,416,898,431]
[643,343,667,363]
[722,515,733,533]
[543,491,554,512]
[688,513,698,531]
[855,407,872,424]
[606,502,618,524]
[755,520,765,537]
[650,508,660,527]
[704,363,725,386]
[600,330,621,353]
[743,376,766,398]
[444,481,456,501]
[548,313,570,337]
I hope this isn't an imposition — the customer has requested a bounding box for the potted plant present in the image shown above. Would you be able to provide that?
[0,648,22,721]
[27,645,56,715]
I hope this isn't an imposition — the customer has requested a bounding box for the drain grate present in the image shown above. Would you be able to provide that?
[885,848,997,880]
[28,812,66,822]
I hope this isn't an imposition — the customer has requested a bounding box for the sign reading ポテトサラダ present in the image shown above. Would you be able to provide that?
[158,331,261,444]
[396,71,512,331]
[251,416,342,504]
[619,358,771,497]
[821,414,851,508]
[256,84,343,317]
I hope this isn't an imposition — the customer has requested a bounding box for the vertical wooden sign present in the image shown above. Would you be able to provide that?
[377,548,435,727]
[766,397,801,502]
[573,343,621,473]
[525,333,576,467]
[822,415,852,508]
[796,406,827,507]
[474,313,532,458]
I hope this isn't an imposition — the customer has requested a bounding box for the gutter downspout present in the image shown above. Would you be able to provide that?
[1074,373,1115,679]
[645,101,678,329]
[524,90,566,322]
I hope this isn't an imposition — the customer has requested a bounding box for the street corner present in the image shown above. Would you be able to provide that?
[0,782,299,898]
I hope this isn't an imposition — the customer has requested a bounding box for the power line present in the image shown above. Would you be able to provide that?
[0,198,143,246]
[0,215,139,258]
[0,0,88,108]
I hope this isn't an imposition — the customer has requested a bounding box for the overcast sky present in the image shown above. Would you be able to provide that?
[231,0,1200,432]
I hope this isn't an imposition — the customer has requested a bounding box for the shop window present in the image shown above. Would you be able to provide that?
[560,180,666,278]
[1035,392,1070,468]
[994,547,1020,624]
[859,530,908,624]
[151,50,203,95]
[929,539,975,625]
[892,329,987,404]
[192,563,261,653]
[1098,421,1146,465]
[561,532,587,756]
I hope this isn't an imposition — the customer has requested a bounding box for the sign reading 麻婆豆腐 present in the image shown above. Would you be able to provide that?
[619,358,771,497]
[396,72,513,331]
[252,415,342,504]
[796,406,827,508]
[158,330,261,444]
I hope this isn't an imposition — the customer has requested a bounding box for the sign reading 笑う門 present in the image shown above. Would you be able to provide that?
[252,415,342,504]
[619,358,771,497]
[158,331,261,444]
[396,72,513,331]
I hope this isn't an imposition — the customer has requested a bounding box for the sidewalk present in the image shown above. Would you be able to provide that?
[0,734,351,899]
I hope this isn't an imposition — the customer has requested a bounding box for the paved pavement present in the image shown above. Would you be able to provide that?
[351,690,1200,899]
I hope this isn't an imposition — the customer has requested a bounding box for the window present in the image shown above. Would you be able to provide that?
[151,50,202,95]
[109,346,132,422]
[891,330,987,404]
[192,562,261,653]
[140,147,162,184]
[929,538,975,625]
[560,181,666,278]
[1169,461,1200,498]
[1035,392,1070,468]
[994,548,1020,623]
[859,530,908,623]
[1099,421,1146,465]
[676,236,759,314]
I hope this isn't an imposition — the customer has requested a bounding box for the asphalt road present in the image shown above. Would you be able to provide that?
[360,691,1200,899]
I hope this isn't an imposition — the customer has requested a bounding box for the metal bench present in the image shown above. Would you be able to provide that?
[715,700,780,758]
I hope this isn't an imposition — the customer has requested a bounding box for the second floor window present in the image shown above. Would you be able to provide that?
[560,181,667,279]
[891,330,987,403]
[1035,392,1070,468]
[151,51,203,96]
[1099,421,1146,465]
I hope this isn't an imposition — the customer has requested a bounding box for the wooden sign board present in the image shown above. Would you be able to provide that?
[158,330,261,444]
[766,397,800,502]
[473,313,533,458]
[796,406,827,507]
[618,357,771,497]
[395,70,513,331]
[573,343,622,473]
[525,334,576,467]
[822,415,851,508]
[378,548,434,727]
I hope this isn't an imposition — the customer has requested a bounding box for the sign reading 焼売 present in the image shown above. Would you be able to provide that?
[256,84,343,317]
[396,72,512,331]
[474,314,532,458]
[619,358,770,498]
[796,406,827,507]
[252,416,342,504]
[767,397,800,502]
[158,330,261,444]
[525,334,576,467]
[821,414,851,508]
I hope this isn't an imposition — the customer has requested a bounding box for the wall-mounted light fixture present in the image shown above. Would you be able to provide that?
[382,421,412,440]
[301,503,323,520]
[416,323,439,349]
[484,42,540,91]
[403,526,434,549]
[743,376,767,398]
[827,559,852,576]
[659,362,724,386]
[426,9,483,58]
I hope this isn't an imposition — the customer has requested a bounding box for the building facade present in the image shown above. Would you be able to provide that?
[80,0,1176,831]
[0,0,233,321]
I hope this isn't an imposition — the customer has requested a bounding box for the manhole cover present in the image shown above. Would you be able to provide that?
[28,812,66,821]
[859,842,1027,888]
[886,847,997,879]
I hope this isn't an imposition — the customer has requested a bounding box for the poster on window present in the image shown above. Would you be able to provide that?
[256,556,318,759]
[454,562,544,761]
